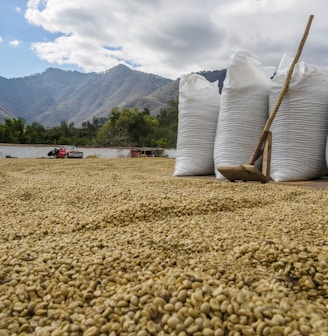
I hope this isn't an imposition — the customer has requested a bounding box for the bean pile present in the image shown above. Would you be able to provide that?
[0,158,327,336]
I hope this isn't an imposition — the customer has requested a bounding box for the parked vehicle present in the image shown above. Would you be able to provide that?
[48,145,83,159]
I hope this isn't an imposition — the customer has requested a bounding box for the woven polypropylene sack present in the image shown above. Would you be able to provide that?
[173,74,220,176]
[214,49,271,179]
[270,55,328,182]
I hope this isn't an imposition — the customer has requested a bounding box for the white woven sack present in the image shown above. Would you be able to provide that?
[173,74,220,176]
[214,49,271,179]
[270,54,328,182]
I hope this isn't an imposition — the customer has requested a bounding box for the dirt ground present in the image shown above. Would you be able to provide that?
[278,175,328,189]
[0,158,328,335]
[191,173,328,190]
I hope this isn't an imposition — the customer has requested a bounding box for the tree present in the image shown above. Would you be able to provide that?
[96,107,159,147]
[0,98,179,147]
[157,98,178,128]
[0,124,6,143]
[96,107,131,146]
[81,117,107,138]
[152,137,169,148]
[154,98,178,147]
[0,118,27,143]
[118,108,158,146]
[25,122,47,144]
[47,121,78,145]
[96,121,130,147]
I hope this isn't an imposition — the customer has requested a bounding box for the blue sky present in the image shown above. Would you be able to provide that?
[0,0,82,78]
[1,0,328,80]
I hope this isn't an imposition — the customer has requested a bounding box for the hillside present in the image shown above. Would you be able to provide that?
[0,65,226,127]
[0,101,15,121]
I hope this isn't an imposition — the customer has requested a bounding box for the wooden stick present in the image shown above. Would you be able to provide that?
[262,131,272,178]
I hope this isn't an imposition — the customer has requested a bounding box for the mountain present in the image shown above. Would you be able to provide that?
[0,65,226,127]
[0,102,15,121]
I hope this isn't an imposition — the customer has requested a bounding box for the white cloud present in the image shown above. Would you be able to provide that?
[15,7,22,13]
[25,0,328,79]
[0,36,3,43]
[9,39,20,47]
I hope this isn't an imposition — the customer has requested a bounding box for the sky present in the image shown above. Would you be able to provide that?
[0,0,327,80]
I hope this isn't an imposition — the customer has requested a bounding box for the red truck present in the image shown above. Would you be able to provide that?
[48,145,83,159]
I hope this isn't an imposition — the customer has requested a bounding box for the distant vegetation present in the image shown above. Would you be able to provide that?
[0,99,178,148]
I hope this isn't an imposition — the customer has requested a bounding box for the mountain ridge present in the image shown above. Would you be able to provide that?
[0,65,226,126]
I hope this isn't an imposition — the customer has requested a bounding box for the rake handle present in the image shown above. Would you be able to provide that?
[248,14,314,165]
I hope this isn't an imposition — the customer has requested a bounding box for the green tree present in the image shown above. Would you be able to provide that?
[81,117,107,139]
[118,108,158,146]
[96,107,133,146]
[157,98,178,128]
[0,118,27,143]
[152,137,169,148]
[0,97,179,147]
[155,98,178,147]
[0,124,6,142]
[96,107,158,147]
[25,122,47,144]
[47,121,77,145]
